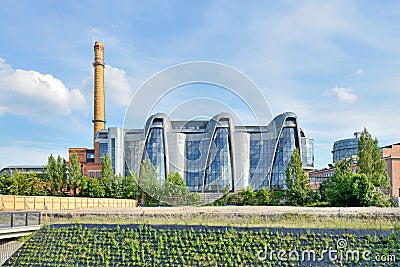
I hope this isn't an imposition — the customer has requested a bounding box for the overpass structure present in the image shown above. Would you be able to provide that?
[0,211,41,240]
[0,212,41,265]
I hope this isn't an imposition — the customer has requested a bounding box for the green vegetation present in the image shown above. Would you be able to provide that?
[321,128,392,207]
[46,154,67,196]
[0,127,392,208]
[0,171,47,196]
[358,128,389,189]
[0,155,198,206]
[211,186,286,206]
[212,128,392,208]
[323,159,375,207]
[41,212,400,231]
[4,224,399,266]
[285,148,313,206]
[68,151,82,196]
[136,160,200,206]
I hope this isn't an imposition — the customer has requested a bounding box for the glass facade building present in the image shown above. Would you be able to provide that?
[144,120,166,185]
[204,127,232,191]
[98,143,108,163]
[96,112,314,192]
[332,132,361,163]
[270,127,297,189]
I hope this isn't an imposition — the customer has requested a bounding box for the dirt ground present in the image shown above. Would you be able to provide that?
[43,205,400,217]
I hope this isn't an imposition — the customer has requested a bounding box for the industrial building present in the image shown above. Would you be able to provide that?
[0,165,46,177]
[95,112,314,192]
[382,143,400,197]
[69,41,314,192]
[310,132,361,189]
[332,132,361,163]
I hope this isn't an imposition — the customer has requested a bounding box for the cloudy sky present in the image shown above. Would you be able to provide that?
[1,0,399,169]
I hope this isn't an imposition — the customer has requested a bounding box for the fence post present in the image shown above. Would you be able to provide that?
[10,212,14,228]
[25,212,29,226]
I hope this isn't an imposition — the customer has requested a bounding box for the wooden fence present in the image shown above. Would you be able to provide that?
[0,195,138,211]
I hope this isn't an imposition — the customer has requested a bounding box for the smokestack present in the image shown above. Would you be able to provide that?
[92,41,106,143]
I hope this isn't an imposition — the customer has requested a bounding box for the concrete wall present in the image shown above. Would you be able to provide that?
[167,132,186,178]
[233,132,250,190]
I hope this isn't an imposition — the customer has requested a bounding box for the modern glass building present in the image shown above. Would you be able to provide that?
[332,132,361,163]
[95,112,314,192]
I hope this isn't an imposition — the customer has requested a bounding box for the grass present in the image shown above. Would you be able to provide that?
[40,212,400,230]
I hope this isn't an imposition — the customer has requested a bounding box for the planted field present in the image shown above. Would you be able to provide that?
[4,224,399,266]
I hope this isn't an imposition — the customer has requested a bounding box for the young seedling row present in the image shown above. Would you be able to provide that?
[4,224,399,266]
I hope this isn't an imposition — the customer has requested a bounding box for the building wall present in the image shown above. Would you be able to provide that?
[108,127,125,177]
[383,143,400,197]
[308,168,335,189]
[94,112,314,192]
[166,132,186,180]
[332,132,361,163]
[308,164,358,189]
[68,148,102,178]
[232,132,250,191]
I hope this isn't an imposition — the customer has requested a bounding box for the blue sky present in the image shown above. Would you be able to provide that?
[1,0,400,169]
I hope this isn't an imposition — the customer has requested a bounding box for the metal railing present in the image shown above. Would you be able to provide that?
[0,211,41,229]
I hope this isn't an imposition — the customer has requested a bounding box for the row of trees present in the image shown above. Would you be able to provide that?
[0,128,392,207]
[0,151,199,206]
[213,128,392,207]
[285,128,391,207]
[321,129,390,207]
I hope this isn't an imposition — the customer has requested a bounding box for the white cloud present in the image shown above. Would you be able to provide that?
[324,86,357,103]
[0,58,85,120]
[104,65,133,106]
[356,69,363,75]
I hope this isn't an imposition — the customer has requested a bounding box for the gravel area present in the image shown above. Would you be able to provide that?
[42,205,400,216]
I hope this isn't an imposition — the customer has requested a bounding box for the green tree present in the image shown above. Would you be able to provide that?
[137,160,161,206]
[46,154,57,194]
[110,174,124,198]
[80,176,106,198]
[161,172,200,206]
[100,154,114,197]
[324,159,376,207]
[68,152,82,196]
[324,159,356,206]
[285,148,313,206]
[121,174,142,199]
[46,154,67,195]
[55,155,67,195]
[167,172,185,187]
[352,173,374,207]
[4,171,47,196]
[358,128,388,188]
[0,173,13,195]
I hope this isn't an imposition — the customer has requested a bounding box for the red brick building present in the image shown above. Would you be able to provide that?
[308,164,358,189]
[68,148,102,178]
[382,143,400,197]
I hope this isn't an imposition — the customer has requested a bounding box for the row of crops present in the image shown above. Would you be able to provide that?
[4,224,399,266]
